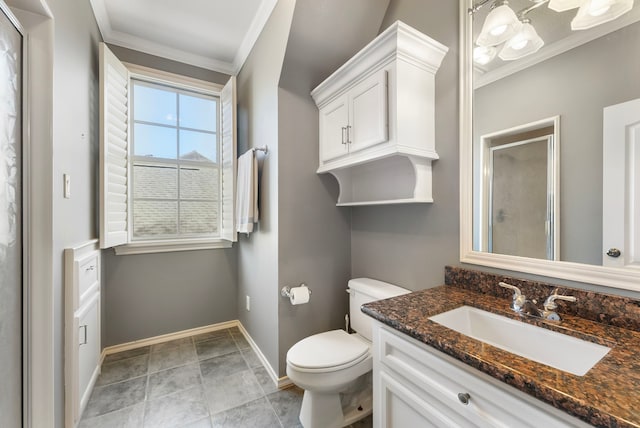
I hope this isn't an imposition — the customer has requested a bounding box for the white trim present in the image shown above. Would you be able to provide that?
[101,320,288,389]
[113,239,232,255]
[9,2,56,426]
[106,30,235,75]
[89,0,278,75]
[124,62,224,95]
[235,323,285,388]
[231,0,278,74]
[460,0,640,292]
[103,320,239,355]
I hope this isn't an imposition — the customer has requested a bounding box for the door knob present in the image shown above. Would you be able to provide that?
[606,248,621,258]
[457,392,471,405]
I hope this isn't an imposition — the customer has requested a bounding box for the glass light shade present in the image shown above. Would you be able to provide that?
[476,3,522,46]
[548,0,585,11]
[499,21,545,60]
[571,0,634,30]
[473,46,498,65]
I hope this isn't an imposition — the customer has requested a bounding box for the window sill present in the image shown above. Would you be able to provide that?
[113,239,233,255]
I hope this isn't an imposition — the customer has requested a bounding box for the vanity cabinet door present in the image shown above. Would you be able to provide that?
[319,93,349,162]
[373,322,591,428]
[72,291,101,425]
[347,69,388,154]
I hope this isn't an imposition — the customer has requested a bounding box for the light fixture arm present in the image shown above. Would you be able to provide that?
[469,0,494,15]
[516,0,550,20]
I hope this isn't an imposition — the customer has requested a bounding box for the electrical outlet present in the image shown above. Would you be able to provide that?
[246,295,250,311]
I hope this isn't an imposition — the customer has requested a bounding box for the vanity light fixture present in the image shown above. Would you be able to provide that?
[548,0,583,11]
[474,45,498,65]
[476,0,523,46]
[471,0,634,65]
[499,18,545,59]
[571,0,635,30]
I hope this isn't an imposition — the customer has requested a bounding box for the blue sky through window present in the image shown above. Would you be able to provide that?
[133,80,217,162]
[133,83,176,126]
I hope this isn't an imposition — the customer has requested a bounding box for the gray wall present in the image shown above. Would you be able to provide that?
[474,22,640,265]
[102,249,237,345]
[350,0,461,291]
[276,87,352,374]
[101,46,238,347]
[236,0,296,374]
[275,0,389,377]
[48,0,102,424]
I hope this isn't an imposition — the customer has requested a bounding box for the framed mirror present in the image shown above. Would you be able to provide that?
[459,0,640,292]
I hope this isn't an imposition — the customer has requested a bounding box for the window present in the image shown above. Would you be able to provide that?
[99,43,237,254]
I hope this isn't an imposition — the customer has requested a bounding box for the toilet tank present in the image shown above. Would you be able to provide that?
[348,278,410,341]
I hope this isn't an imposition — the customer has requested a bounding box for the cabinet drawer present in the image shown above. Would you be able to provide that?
[376,325,589,428]
[77,254,99,305]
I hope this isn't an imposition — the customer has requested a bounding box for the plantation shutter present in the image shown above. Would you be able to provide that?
[220,76,237,242]
[99,43,129,249]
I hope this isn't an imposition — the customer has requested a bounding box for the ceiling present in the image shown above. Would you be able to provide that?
[89,0,278,75]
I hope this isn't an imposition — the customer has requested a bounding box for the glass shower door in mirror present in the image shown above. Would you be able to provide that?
[0,3,23,427]
[474,117,559,260]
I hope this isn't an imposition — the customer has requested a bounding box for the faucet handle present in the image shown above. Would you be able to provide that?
[499,282,526,310]
[543,289,577,311]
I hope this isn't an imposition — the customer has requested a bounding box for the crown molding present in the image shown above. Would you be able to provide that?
[232,0,277,74]
[89,0,276,76]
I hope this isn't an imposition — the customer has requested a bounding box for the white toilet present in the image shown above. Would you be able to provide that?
[286,278,410,428]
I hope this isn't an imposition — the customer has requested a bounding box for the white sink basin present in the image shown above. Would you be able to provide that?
[429,306,611,376]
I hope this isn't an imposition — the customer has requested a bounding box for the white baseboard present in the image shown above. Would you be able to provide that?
[101,320,292,389]
[233,323,293,389]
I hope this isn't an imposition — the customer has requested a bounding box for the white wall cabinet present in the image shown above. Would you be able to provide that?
[65,240,101,427]
[372,322,591,428]
[320,70,388,163]
[312,21,448,206]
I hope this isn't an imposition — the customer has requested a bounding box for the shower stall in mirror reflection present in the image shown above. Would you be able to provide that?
[473,116,560,261]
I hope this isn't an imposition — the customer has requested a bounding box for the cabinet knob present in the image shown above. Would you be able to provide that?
[606,248,621,258]
[457,392,471,405]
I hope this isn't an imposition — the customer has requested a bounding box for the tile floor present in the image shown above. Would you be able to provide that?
[80,326,373,428]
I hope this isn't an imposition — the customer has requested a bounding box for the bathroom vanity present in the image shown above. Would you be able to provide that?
[363,267,640,427]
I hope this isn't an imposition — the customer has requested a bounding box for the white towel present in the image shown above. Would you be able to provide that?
[236,150,259,235]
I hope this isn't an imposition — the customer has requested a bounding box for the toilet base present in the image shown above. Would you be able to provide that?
[299,374,373,428]
[299,391,372,428]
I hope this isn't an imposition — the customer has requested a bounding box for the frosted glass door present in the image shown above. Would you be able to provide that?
[0,5,23,427]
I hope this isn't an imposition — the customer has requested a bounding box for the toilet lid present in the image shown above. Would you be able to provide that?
[287,329,369,370]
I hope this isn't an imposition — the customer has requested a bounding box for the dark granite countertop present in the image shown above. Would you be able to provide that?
[362,285,640,428]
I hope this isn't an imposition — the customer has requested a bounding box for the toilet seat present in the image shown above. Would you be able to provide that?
[286,330,370,373]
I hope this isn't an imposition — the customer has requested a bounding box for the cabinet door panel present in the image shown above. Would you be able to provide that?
[319,94,349,162]
[77,293,101,419]
[378,371,466,428]
[348,70,388,154]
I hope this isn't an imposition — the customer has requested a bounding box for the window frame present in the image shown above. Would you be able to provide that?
[129,76,222,243]
[122,63,231,254]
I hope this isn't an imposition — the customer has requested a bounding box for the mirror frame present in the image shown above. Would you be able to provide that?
[459,0,640,292]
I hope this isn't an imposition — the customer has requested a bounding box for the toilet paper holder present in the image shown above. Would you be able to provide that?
[281,283,312,298]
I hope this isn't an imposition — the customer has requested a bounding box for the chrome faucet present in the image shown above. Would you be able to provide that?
[498,282,576,321]
[499,282,541,317]
[542,289,577,321]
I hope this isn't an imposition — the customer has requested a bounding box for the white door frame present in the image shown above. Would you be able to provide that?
[5,0,55,426]
[603,98,640,269]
